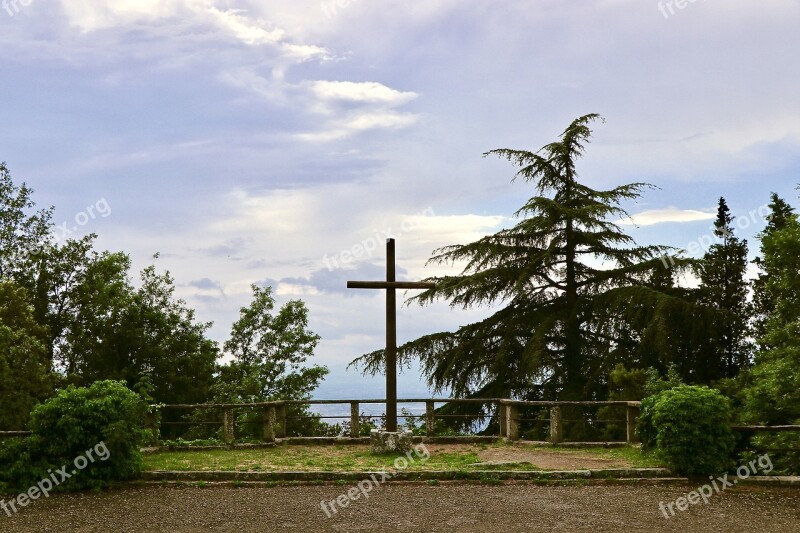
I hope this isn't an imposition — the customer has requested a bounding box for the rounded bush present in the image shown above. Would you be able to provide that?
[637,385,735,476]
[27,380,149,488]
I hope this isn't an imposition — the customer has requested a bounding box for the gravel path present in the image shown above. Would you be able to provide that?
[3,483,799,532]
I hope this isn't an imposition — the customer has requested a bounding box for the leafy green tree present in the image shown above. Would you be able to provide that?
[0,162,53,287]
[214,285,327,403]
[606,364,648,401]
[354,114,695,406]
[0,165,216,413]
[58,250,132,377]
[83,263,218,406]
[642,364,685,396]
[203,285,328,439]
[0,281,53,429]
[610,261,712,383]
[24,235,126,374]
[741,207,800,472]
[743,212,800,424]
[695,197,751,380]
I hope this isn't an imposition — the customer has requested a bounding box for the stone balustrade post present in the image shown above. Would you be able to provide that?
[550,406,563,444]
[350,401,360,438]
[223,407,235,445]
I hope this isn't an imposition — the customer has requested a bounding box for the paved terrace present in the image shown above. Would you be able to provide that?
[3,483,799,532]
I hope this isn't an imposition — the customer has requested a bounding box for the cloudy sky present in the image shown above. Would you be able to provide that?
[2,1,799,399]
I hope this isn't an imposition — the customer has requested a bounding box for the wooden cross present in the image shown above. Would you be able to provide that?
[347,238,435,432]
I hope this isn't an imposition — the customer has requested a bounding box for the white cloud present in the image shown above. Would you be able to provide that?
[296,81,420,141]
[205,7,284,45]
[207,7,330,60]
[61,0,186,31]
[409,214,506,244]
[59,1,330,60]
[309,81,418,106]
[296,110,420,142]
[619,208,716,226]
[208,188,317,235]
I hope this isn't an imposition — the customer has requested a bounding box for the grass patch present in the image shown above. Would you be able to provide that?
[143,442,664,473]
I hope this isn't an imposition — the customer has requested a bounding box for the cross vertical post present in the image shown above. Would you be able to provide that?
[347,238,435,434]
[386,239,397,431]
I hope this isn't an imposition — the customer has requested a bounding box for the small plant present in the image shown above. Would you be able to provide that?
[340,413,380,437]
[161,437,225,448]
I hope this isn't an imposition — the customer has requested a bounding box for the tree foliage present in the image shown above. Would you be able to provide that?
[200,285,329,439]
[743,209,800,425]
[0,164,218,415]
[752,193,796,347]
[214,284,327,403]
[0,281,53,429]
[0,162,53,285]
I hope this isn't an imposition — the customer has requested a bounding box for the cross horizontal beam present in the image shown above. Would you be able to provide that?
[347,281,436,290]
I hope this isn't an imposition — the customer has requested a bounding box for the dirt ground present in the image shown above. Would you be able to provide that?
[413,443,635,470]
[473,446,630,470]
[3,484,799,532]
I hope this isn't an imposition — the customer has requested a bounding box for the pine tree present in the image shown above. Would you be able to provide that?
[353,114,696,404]
[696,198,751,380]
[752,193,796,346]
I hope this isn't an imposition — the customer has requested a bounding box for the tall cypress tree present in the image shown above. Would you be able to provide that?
[752,193,796,346]
[353,114,695,403]
[696,198,751,380]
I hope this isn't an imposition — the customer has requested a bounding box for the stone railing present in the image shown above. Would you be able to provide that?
[4,400,797,447]
[154,398,500,445]
[497,400,642,444]
[152,398,641,445]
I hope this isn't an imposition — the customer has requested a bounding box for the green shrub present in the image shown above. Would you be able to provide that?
[637,385,735,476]
[29,380,149,487]
[1,380,149,494]
[0,436,51,494]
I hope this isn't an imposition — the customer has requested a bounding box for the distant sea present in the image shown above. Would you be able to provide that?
[309,367,446,424]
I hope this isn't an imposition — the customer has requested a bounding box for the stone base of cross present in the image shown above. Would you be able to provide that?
[347,238,434,433]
